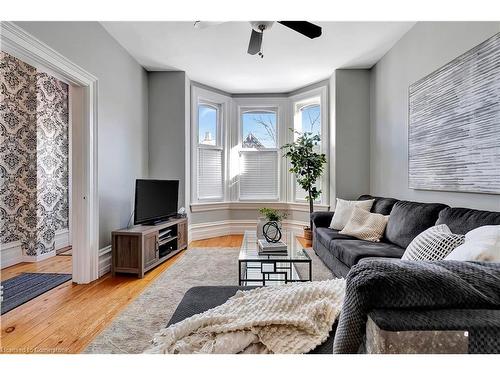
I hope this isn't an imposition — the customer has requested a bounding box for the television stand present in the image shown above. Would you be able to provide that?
[111,217,187,278]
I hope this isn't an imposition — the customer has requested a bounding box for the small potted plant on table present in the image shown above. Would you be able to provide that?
[282,130,327,241]
[257,208,288,240]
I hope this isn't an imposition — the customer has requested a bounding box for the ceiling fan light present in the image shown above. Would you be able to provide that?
[249,21,275,33]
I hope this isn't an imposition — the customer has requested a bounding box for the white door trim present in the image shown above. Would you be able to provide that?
[1,21,99,284]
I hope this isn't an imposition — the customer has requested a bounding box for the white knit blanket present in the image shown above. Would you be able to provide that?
[145,279,346,354]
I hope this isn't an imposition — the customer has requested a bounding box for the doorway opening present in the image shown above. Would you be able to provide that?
[1,21,99,286]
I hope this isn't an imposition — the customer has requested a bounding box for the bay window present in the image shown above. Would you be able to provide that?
[191,84,328,208]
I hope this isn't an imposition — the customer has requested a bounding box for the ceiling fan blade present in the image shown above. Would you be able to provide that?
[278,21,322,39]
[247,29,263,55]
[193,21,224,29]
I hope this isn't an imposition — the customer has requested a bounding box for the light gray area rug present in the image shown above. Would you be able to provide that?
[84,247,333,354]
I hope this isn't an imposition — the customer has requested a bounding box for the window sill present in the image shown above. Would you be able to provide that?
[190,201,330,213]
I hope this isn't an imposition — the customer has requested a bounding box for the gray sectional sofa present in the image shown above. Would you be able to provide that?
[311,194,500,278]
[165,195,500,353]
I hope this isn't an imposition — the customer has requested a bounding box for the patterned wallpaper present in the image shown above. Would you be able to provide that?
[36,73,69,254]
[0,52,69,257]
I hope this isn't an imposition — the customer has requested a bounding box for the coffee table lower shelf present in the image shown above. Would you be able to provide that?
[238,259,312,286]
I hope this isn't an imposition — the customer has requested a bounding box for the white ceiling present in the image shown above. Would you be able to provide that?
[101,21,415,93]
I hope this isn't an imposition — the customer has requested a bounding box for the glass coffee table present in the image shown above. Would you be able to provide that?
[238,230,312,286]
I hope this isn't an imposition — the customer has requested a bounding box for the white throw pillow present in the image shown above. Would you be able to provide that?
[339,206,389,242]
[329,198,374,230]
[445,225,500,262]
[402,224,465,261]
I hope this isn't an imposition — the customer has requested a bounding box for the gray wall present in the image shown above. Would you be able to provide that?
[370,22,500,211]
[15,22,149,248]
[148,71,188,209]
[334,69,371,200]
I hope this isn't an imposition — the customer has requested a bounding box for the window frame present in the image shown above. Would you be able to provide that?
[289,87,329,205]
[237,105,281,202]
[189,85,328,210]
[191,86,230,204]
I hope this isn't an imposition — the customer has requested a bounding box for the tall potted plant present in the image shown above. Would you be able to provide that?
[282,130,327,240]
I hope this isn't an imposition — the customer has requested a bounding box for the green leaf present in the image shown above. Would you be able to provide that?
[281,130,327,214]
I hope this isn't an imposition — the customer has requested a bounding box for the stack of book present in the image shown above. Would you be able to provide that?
[258,239,288,254]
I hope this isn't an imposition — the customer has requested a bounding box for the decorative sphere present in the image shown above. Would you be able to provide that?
[263,221,282,243]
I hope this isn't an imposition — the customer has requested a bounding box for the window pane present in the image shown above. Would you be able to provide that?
[198,104,217,146]
[297,104,321,137]
[295,179,321,202]
[295,103,322,202]
[242,111,277,149]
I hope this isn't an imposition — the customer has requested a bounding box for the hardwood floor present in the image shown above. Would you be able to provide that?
[1,255,73,282]
[190,234,243,248]
[190,235,310,248]
[0,234,311,354]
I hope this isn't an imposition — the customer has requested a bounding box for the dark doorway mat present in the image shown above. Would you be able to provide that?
[1,272,72,315]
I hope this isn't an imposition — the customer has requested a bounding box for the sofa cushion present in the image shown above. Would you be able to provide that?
[436,207,500,235]
[385,200,449,249]
[315,227,358,249]
[330,239,405,267]
[358,195,399,215]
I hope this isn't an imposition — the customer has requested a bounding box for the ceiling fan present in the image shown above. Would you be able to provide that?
[194,21,322,58]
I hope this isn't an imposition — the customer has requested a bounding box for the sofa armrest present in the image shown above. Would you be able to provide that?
[311,211,334,228]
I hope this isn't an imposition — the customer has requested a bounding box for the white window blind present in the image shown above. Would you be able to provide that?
[239,151,279,200]
[198,148,223,200]
[295,183,308,201]
[295,179,321,202]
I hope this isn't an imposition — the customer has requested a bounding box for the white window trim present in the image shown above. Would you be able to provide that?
[189,85,328,211]
[190,201,330,213]
[237,105,281,202]
[233,97,289,202]
[289,86,329,205]
[191,86,231,204]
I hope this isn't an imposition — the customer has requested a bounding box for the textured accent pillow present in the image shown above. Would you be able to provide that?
[330,198,375,230]
[339,206,389,242]
[402,224,465,261]
[445,225,500,262]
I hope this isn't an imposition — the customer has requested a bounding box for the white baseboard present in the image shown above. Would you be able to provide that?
[22,250,57,263]
[2,238,112,279]
[0,242,56,266]
[1,229,70,268]
[189,219,308,242]
[98,245,112,277]
[55,229,70,250]
[0,241,23,269]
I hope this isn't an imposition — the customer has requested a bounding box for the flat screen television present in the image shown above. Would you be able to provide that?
[134,179,179,225]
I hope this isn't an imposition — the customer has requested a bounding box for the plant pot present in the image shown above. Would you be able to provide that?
[256,217,267,239]
[303,227,313,241]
